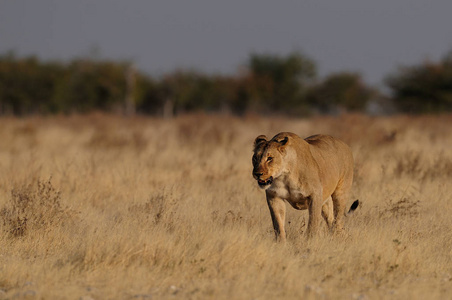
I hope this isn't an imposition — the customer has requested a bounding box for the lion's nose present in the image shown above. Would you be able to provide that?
[253,171,263,178]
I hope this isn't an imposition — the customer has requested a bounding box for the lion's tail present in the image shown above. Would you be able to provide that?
[346,199,360,215]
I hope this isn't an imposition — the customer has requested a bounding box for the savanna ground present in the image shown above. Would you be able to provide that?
[0,113,451,299]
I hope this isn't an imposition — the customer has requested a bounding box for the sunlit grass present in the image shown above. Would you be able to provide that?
[0,113,451,299]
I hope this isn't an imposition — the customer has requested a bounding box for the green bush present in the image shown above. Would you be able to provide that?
[306,72,375,114]
[245,51,316,114]
[386,51,452,113]
[8,50,447,115]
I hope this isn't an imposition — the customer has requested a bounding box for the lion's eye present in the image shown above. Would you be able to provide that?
[267,157,273,162]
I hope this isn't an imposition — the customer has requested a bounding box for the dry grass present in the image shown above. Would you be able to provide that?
[0,113,451,299]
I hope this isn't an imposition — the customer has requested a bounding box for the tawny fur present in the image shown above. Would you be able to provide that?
[252,132,354,242]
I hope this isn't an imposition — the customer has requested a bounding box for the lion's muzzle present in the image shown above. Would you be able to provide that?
[257,176,273,187]
[253,169,273,188]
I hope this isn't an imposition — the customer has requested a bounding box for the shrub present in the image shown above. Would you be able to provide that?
[306,72,375,114]
[386,51,452,113]
[1,178,77,237]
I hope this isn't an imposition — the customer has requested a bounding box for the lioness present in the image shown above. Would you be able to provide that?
[252,132,358,242]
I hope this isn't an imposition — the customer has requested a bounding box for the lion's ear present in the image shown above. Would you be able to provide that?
[276,136,289,146]
[254,135,267,148]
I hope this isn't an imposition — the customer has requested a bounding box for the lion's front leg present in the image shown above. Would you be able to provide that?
[307,192,323,238]
[266,193,286,243]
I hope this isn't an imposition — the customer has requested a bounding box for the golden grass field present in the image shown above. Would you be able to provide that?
[0,113,451,299]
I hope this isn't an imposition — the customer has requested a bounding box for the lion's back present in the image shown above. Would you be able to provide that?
[305,134,354,184]
[305,134,352,159]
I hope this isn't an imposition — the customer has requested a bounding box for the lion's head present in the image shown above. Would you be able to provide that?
[252,134,289,189]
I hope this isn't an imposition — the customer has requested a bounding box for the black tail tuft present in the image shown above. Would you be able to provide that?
[348,199,359,214]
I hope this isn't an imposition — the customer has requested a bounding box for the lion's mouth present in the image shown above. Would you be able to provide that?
[258,177,273,187]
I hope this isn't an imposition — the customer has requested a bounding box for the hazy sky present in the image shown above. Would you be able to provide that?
[1,0,452,87]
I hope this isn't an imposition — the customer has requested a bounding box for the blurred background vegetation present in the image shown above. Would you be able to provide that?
[1,50,451,116]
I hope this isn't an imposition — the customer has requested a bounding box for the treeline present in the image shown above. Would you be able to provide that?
[1,50,451,116]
